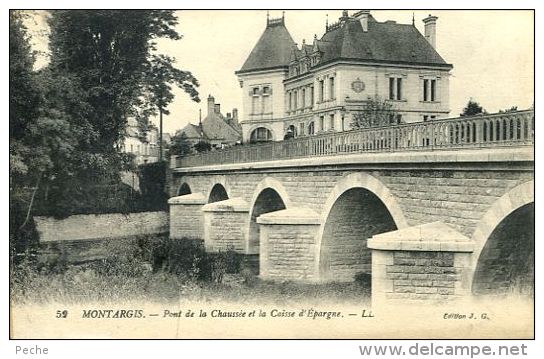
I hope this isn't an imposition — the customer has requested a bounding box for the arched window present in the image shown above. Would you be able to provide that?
[250,127,273,143]
[284,124,297,140]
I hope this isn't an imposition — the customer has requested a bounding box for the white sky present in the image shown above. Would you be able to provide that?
[26,10,534,134]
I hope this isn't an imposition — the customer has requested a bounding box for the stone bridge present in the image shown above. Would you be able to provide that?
[168,110,534,305]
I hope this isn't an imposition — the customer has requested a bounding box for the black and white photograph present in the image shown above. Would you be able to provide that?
[9,8,535,342]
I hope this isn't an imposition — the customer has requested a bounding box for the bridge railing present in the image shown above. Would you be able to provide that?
[173,110,534,168]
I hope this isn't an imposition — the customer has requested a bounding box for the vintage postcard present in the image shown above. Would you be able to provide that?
[9,9,534,340]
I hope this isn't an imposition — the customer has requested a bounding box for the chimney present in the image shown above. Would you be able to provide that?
[423,14,438,49]
[207,95,215,116]
[232,108,239,123]
[214,103,221,114]
[355,10,370,32]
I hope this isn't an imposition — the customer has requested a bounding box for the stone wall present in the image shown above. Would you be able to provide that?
[258,208,321,281]
[260,224,320,281]
[202,198,249,253]
[169,194,206,240]
[386,252,459,300]
[34,211,168,242]
[172,167,533,239]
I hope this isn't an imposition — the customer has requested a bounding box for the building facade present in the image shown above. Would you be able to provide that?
[122,117,160,165]
[235,11,453,143]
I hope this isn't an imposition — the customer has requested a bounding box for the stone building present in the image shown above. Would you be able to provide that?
[122,117,160,165]
[235,10,453,143]
[177,95,242,149]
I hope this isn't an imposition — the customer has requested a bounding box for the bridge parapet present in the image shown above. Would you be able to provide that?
[173,110,534,168]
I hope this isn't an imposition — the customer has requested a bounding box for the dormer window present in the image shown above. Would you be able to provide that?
[262,86,270,95]
[252,87,260,96]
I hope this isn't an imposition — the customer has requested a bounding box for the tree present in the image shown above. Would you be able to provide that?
[142,54,200,161]
[460,99,487,117]
[47,10,198,154]
[194,140,212,153]
[169,132,193,157]
[499,106,519,113]
[350,96,400,129]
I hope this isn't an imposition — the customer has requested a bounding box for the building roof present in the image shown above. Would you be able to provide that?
[201,112,241,143]
[239,13,452,75]
[237,17,296,74]
[178,123,205,140]
[318,15,451,67]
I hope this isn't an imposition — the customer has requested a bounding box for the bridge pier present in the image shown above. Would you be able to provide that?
[168,193,206,240]
[202,198,250,253]
[257,208,321,281]
[368,222,474,307]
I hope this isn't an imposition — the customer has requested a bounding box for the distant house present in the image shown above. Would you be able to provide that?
[177,95,242,150]
[122,117,160,165]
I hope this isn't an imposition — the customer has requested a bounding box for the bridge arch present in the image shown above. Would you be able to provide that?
[177,182,192,196]
[315,173,408,283]
[245,178,291,270]
[470,180,534,296]
[208,183,229,203]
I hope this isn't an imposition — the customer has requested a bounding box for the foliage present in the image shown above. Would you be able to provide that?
[138,161,169,210]
[350,96,400,129]
[460,99,487,117]
[142,54,200,117]
[194,140,212,153]
[169,132,193,157]
[499,106,519,113]
[10,11,200,253]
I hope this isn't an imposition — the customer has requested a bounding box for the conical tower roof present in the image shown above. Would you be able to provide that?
[237,16,296,74]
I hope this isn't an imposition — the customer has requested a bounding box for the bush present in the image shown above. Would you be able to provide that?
[150,239,242,283]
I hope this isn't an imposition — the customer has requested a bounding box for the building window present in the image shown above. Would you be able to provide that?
[310,86,314,106]
[299,122,305,136]
[329,77,335,99]
[252,96,259,114]
[262,86,270,95]
[389,77,402,100]
[341,116,345,131]
[253,87,259,96]
[319,80,324,102]
[390,114,402,124]
[319,116,324,131]
[329,114,335,130]
[288,92,292,111]
[263,93,271,114]
[308,121,315,135]
[250,127,273,143]
[286,124,297,139]
[302,88,306,108]
[423,79,437,102]
[294,90,298,109]
[424,114,437,122]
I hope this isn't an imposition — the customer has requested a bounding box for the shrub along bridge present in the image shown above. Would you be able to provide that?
[168,110,534,306]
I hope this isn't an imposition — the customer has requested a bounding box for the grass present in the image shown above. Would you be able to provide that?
[10,235,371,306]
